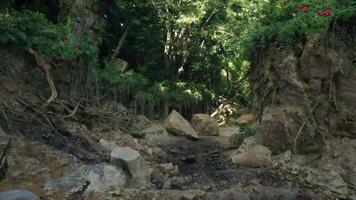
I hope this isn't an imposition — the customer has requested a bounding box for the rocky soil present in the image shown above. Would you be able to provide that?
[0,57,355,199]
[1,85,355,200]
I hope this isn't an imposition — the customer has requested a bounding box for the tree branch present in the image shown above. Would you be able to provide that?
[109,19,133,65]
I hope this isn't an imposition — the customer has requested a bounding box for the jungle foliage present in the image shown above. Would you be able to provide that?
[0,0,355,116]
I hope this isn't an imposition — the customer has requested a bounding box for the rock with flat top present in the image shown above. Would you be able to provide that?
[110,147,150,187]
[164,110,199,140]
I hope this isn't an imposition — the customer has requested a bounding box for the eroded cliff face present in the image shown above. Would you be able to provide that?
[0,0,108,100]
[57,0,108,99]
[251,23,356,154]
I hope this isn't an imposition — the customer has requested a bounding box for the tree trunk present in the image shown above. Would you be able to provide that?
[109,19,133,65]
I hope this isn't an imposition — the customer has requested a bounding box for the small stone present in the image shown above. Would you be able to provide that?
[169,148,179,155]
[158,163,175,173]
[98,139,118,153]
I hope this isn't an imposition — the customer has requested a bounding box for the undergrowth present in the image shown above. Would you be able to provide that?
[230,124,256,147]
[0,10,97,60]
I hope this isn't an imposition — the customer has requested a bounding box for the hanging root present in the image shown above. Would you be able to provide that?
[28,48,58,104]
[293,102,319,153]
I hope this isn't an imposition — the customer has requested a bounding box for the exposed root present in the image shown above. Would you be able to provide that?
[16,98,58,134]
[59,98,86,118]
[27,48,58,104]
[293,102,319,153]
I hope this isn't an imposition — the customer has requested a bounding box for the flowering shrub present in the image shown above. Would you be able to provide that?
[239,0,356,59]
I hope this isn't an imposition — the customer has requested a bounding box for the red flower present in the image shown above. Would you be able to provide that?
[317,6,332,17]
[299,4,310,13]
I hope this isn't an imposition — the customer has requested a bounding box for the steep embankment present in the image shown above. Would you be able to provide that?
[250,21,356,154]
[249,20,356,197]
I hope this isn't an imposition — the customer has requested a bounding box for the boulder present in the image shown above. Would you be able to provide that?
[44,163,126,197]
[164,110,199,140]
[231,145,272,167]
[110,147,150,187]
[191,114,219,136]
[236,114,255,125]
[260,105,322,154]
[0,190,40,200]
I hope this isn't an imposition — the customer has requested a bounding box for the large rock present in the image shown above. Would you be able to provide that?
[260,105,321,154]
[231,145,272,167]
[44,163,126,197]
[0,190,40,200]
[110,147,150,187]
[164,110,199,140]
[191,114,219,136]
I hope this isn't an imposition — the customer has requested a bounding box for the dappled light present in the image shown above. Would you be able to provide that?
[0,0,356,199]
